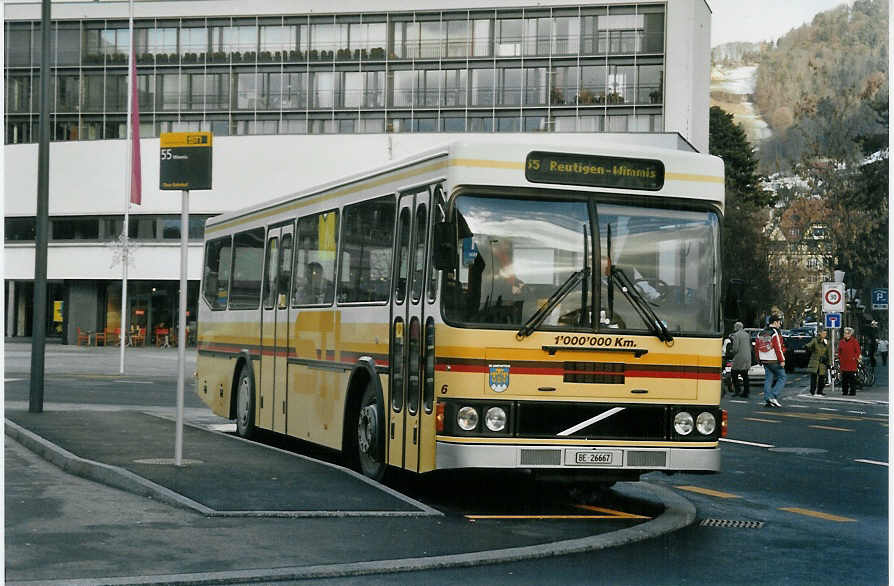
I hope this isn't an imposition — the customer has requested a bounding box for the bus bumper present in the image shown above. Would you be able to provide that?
[435,441,721,472]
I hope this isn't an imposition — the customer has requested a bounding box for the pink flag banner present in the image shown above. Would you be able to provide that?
[130,46,142,205]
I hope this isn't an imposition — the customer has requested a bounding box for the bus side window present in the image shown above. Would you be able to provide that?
[338,195,396,303]
[293,210,339,306]
[202,236,231,310]
[229,227,265,309]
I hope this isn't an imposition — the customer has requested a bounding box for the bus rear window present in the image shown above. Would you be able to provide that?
[202,236,232,310]
[229,227,265,309]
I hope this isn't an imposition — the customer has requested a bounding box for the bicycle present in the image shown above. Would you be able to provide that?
[857,360,876,387]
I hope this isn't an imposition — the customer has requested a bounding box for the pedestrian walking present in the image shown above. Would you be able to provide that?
[837,326,862,396]
[879,339,888,365]
[866,321,879,368]
[728,321,752,397]
[805,327,830,396]
[755,314,786,408]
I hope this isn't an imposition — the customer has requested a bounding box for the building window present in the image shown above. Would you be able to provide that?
[498,68,522,106]
[471,69,494,106]
[51,217,100,240]
[446,19,469,57]
[495,19,522,57]
[5,217,36,241]
[180,27,208,59]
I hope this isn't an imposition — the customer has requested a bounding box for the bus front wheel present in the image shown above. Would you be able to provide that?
[355,383,386,481]
[235,363,256,439]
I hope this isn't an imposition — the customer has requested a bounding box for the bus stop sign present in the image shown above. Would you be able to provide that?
[160,132,212,191]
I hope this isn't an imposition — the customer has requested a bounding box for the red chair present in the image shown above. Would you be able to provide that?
[76,327,90,346]
[94,329,106,346]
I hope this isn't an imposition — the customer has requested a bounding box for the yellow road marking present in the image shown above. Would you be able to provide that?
[574,504,651,519]
[779,507,856,522]
[467,515,629,520]
[676,485,741,499]
[744,417,780,423]
[809,425,854,432]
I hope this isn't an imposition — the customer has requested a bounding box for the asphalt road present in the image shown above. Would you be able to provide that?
[5,343,889,584]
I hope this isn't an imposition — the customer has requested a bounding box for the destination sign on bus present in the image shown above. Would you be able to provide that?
[525,151,664,191]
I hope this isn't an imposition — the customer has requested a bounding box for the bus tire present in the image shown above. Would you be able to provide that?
[355,382,386,481]
[235,362,256,439]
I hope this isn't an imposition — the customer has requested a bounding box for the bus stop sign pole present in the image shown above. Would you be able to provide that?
[160,131,212,467]
[175,189,188,466]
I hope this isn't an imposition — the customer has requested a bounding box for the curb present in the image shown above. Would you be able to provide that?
[6,419,695,585]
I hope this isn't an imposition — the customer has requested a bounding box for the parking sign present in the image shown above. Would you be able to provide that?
[871,288,888,310]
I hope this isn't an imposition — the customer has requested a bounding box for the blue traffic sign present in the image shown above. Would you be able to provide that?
[871,288,888,309]
[825,313,842,329]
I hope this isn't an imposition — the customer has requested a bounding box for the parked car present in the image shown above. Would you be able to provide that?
[784,326,816,371]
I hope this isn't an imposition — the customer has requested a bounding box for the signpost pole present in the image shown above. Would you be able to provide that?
[829,324,836,395]
[175,189,189,466]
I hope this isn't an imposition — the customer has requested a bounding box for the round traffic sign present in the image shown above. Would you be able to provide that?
[824,289,842,305]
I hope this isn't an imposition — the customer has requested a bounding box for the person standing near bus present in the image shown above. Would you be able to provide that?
[837,326,862,396]
[755,314,786,407]
[805,327,829,396]
[728,321,752,397]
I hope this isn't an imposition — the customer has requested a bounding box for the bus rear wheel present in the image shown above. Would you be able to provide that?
[235,363,256,439]
[355,383,386,481]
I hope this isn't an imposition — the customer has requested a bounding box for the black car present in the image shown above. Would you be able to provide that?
[784,326,816,371]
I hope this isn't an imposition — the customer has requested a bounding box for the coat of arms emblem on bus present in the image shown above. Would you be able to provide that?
[489,364,511,393]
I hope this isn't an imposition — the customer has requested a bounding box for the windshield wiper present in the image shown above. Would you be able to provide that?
[517,267,590,339]
[610,267,673,343]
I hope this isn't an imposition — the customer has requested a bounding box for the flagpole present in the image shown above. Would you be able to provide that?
[120,0,135,374]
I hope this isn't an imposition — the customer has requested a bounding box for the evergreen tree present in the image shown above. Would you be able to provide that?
[709,106,773,327]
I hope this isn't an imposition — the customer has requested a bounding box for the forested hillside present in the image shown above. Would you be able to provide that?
[753,0,888,169]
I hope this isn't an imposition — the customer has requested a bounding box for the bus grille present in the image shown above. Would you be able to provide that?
[520,449,562,466]
[563,361,625,384]
[516,403,667,440]
[626,451,667,467]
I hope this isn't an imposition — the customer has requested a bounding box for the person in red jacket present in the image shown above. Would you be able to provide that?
[837,327,862,396]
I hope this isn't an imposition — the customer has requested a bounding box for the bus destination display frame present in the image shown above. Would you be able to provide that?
[525,151,665,191]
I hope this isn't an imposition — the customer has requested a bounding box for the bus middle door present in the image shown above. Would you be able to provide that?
[389,188,430,472]
[260,223,294,434]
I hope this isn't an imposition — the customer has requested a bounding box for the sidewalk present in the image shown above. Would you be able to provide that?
[4,343,695,585]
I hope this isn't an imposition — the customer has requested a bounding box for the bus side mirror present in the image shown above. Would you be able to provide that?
[433,222,456,270]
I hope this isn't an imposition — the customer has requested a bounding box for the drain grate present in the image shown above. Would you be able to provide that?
[700,519,764,528]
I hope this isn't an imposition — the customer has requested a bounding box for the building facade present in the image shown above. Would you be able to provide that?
[4,0,712,343]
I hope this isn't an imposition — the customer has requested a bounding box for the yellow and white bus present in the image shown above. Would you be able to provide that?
[196,139,727,483]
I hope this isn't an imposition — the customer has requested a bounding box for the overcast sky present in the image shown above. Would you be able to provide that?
[709,0,857,47]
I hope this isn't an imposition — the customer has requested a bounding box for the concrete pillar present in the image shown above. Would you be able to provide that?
[6,281,15,338]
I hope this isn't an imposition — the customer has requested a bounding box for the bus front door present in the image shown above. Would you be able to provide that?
[389,188,431,472]
[259,223,294,434]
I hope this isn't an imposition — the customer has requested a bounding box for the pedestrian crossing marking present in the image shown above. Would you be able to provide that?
[676,485,741,499]
[809,424,854,432]
[779,507,856,522]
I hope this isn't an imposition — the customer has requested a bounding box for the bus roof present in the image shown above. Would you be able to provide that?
[207,136,724,230]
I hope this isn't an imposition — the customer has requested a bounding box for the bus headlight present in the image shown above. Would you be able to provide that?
[485,407,507,432]
[696,412,717,435]
[457,406,479,431]
[673,411,694,435]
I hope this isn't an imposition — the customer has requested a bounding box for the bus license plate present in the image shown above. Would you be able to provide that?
[567,450,620,467]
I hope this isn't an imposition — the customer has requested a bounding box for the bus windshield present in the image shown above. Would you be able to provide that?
[443,194,720,336]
